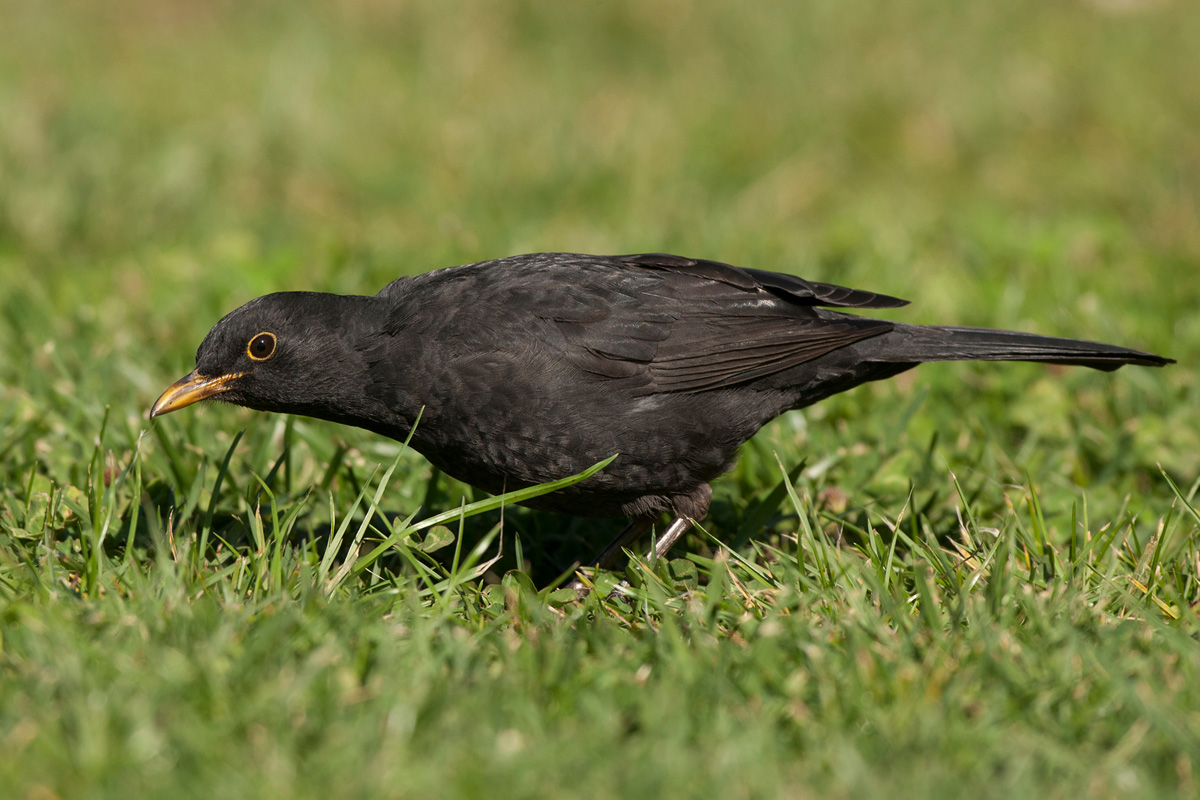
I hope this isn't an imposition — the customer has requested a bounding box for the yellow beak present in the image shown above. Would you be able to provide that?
[150,371,242,418]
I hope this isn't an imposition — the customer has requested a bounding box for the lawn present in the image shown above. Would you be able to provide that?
[1,2,1198,798]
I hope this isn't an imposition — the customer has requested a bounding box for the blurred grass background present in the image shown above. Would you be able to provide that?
[1,1,1198,798]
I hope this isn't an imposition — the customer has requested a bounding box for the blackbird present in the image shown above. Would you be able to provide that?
[151,252,1172,566]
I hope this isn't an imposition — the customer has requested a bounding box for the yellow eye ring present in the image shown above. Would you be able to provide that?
[247,332,277,361]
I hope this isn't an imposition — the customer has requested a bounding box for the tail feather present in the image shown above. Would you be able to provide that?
[878,325,1174,372]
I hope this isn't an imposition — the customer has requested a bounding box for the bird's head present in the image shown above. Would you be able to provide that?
[151,292,380,420]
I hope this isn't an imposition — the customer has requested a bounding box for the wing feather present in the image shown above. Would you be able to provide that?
[541,257,895,393]
[645,319,891,391]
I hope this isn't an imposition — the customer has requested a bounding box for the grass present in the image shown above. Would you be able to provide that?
[1,1,1198,797]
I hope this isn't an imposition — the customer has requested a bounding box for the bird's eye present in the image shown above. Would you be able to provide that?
[247,332,277,361]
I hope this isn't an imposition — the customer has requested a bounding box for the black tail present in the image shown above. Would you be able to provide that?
[876,324,1173,372]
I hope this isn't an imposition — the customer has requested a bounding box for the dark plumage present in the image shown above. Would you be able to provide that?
[151,253,1172,564]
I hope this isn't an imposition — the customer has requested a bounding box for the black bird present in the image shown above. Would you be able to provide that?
[151,253,1172,567]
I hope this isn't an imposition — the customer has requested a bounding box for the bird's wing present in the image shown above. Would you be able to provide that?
[542,254,897,393]
[622,253,910,309]
[641,317,892,393]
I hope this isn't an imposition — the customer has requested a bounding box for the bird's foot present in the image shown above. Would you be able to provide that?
[563,515,695,596]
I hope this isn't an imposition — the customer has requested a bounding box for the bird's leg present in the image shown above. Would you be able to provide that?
[567,516,695,592]
[565,517,654,591]
[647,516,693,561]
[591,517,655,569]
